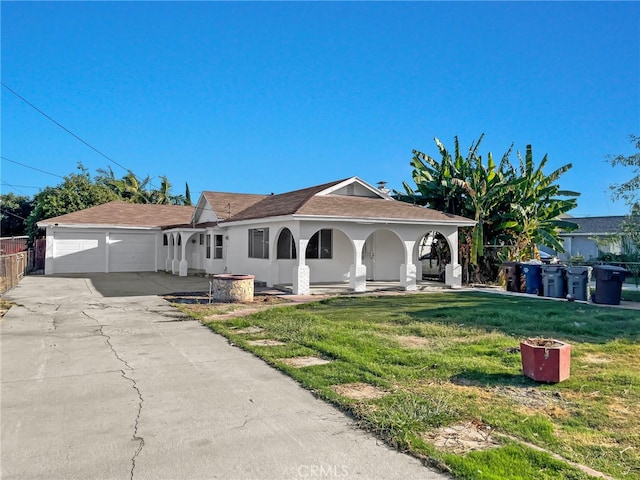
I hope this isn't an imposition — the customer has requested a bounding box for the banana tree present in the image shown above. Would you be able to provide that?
[496,145,579,259]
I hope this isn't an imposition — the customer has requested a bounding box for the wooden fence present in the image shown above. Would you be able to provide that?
[0,251,28,294]
[0,239,45,294]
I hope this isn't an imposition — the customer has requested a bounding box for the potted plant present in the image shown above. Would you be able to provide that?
[520,337,571,383]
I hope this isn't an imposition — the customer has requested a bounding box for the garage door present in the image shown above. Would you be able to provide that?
[108,233,156,272]
[53,232,106,273]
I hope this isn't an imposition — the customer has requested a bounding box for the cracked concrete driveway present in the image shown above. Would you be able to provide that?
[1,273,448,480]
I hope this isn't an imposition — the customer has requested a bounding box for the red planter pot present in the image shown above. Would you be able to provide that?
[520,338,571,383]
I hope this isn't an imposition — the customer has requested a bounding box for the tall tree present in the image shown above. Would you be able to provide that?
[0,193,33,236]
[608,135,640,209]
[26,164,119,241]
[184,182,192,206]
[606,134,640,257]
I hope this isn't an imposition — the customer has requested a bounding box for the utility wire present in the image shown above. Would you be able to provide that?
[1,156,65,178]
[1,82,130,173]
[0,209,28,221]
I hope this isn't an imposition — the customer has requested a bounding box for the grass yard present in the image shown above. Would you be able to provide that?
[182,292,640,480]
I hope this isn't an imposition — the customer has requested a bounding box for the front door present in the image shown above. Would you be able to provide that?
[362,236,375,281]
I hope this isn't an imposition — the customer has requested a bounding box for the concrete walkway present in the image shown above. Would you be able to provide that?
[1,273,448,480]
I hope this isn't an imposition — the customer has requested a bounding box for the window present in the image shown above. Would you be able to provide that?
[214,235,223,259]
[199,234,204,246]
[177,235,182,246]
[206,234,211,259]
[276,229,297,259]
[306,229,332,259]
[248,228,269,259]
[163,234,168,246]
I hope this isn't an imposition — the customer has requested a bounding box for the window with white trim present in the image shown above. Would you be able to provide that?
[214,235,223,259]
[306,229,332,259]
[206,234,211,259]
[248,228,269,259]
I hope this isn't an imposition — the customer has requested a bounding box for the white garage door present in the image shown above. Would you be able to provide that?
[53,232,106,273]
[108,233,156,272]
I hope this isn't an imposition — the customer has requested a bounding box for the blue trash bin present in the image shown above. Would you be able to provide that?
[521,263,542,295]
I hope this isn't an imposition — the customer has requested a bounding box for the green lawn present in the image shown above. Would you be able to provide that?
[184,292,640,479]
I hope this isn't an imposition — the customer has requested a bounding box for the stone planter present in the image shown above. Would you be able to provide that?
[520,338,571,383]
[211,274,254,302]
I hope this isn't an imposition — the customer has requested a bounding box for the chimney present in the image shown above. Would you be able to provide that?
[377,181,390,195]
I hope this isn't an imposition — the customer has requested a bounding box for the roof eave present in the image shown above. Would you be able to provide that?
[38,223,161,230]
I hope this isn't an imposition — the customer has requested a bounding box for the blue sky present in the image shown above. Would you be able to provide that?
[2,1,638,217]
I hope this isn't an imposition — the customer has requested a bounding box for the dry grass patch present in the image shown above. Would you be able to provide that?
[395,335,432,348]
[581,353,613,364]
[233,326,264,334]
[246,339,286,346]
[424,420,500,454]
[332,382,389,400]
[280,356,332,368]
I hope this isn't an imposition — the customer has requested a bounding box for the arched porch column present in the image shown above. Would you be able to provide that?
[349,239,367,292]
[292,238,310,295]
[171,233,180,274]
[400,240,417,291]
[445,229,462,288]
[165,234,173,272]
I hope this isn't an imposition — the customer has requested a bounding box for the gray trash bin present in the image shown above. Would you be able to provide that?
[566,266,592,301]
[541,265,566,298]
[593,265,628,305]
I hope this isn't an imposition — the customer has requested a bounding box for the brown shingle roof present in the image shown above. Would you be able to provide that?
[224,179,348,221]
[297,195,472,223]
[201,192,268,220]
[38,201,195,228]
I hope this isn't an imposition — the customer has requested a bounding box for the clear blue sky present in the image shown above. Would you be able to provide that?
[2,1,638,217]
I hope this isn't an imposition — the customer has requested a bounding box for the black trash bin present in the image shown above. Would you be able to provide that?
[521,263,542,295]
[502,262,521,292]
[541,265,566,298]
[593,265,628,305]
[566,266,592,301]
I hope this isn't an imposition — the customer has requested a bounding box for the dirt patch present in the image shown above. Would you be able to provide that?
[281,356,332,368]
[396,335,431,348]
[495,386,560,409]
[246,339,286,346]
[332,382,389,400]
[424,420,500,454]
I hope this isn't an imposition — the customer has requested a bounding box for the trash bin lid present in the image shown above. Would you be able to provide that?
[594,265,628,274]
[541,265,564,272]
[566,266,592,275]
[522,264,542,273]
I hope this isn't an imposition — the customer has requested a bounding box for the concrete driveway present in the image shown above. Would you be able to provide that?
[1,273,448,480]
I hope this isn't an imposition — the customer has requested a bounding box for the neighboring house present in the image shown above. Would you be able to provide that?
[558,216,627,261]
[38,177,475,294]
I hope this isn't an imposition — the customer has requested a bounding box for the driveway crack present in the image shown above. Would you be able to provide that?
[83,310,145,479]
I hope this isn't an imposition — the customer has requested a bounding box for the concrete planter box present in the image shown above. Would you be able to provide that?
[520,338,571,383]
[212,274,255,302]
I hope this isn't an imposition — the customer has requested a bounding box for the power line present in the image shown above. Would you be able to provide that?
[0,209,28,221]
[1,156,64,178]
[1,82,131,173]
[1,180,28,197]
